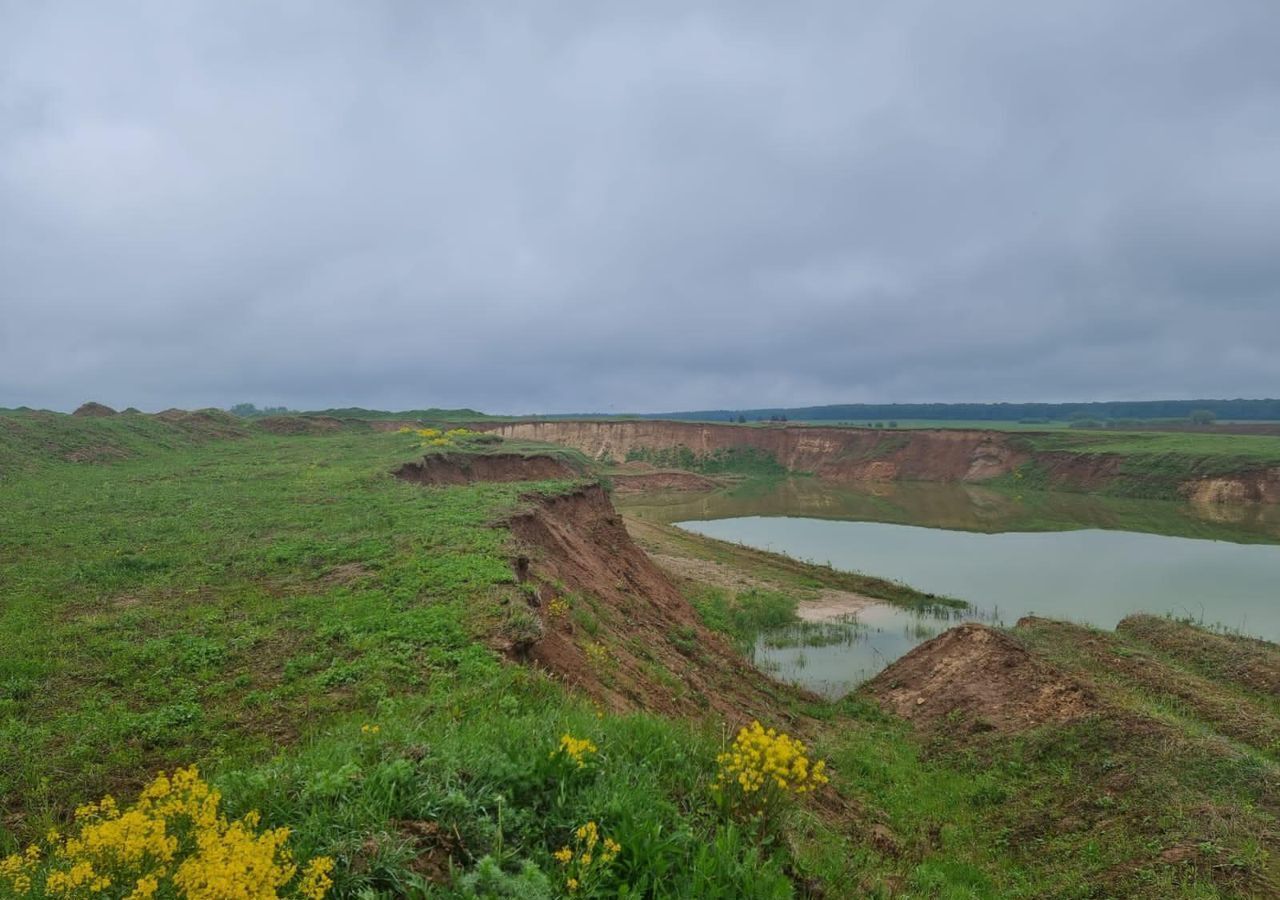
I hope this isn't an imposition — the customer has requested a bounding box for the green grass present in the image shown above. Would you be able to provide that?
[623,446,788,478]
[3,414,1278,897]
[1019,429,1280,464]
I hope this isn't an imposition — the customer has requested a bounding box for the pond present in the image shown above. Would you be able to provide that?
[621,480,1280,696]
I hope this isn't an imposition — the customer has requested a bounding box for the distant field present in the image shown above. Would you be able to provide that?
[1023,428,1280,463]
[798,418,1073,431]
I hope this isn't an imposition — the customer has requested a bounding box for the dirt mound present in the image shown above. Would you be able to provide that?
[864,623,1099,733]
[610,472,718,494]
[1117,614,1280,696]
[502,484,796,720]
[255,415,345,435]
[72,402,117,417]
[394,453,579,486]
[150,408,248,439]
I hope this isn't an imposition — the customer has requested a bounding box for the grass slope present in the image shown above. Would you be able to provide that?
[2,414,1276,897]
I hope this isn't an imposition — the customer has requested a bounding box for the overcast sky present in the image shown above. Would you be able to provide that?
[2,2,1278,414]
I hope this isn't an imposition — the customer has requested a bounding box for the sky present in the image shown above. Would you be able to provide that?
[2,1,1278,415]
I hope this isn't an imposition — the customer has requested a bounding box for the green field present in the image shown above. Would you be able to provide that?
[3,413,1279,897]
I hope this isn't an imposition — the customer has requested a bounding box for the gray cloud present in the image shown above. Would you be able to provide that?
[2,0,1278,413]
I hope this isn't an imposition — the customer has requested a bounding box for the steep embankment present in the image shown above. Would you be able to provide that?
[502,482,798,720]
[394,452,579,485]
[485,420,1023,482]
[480,420,1280,502]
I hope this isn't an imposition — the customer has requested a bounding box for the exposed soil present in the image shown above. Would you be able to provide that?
[150,408,250,439]
[1180,469,1280,504]
[645,552,782,594]
[393,453,579,486]
[72,402,118,417]
[483,420,1028,484]
[477,419,1280,505]
[503,484,799,721]
[609,471,718,494]
[864,623,1099,734]
[795,591,883,622]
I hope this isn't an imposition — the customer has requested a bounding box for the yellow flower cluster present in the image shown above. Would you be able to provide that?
[0,845,40,896]
[360,723,380,735]
[398,425,475,448]
[554,822,620,893]
[714,721,829,809]
[545,597,570,618]
[2,767,334,900]
[551,734,598,769]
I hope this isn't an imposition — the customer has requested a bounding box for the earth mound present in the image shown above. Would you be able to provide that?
[72,402,117,417]
[865,623,1098,733]
[394,453,578,486]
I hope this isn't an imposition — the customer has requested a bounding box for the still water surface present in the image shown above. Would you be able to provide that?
[624,480,1280,696]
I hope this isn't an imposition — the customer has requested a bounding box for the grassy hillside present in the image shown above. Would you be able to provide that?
[2,413,1278,897]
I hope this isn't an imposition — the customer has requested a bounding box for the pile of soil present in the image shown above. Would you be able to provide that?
[864,623,1099,733]
[394,453,578,486]
[72,402,118,417]
[151,408,248,439]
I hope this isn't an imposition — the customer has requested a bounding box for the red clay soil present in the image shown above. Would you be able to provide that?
[503,484,797,721]
[393,453,578,486]
[864,623,1099,734]
[609,471,718,494]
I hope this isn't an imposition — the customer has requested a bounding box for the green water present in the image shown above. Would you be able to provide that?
[621,480,1280,696]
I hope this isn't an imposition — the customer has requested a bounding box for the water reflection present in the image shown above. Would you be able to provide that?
[620,478,1280,544]
[620,479,1280,697]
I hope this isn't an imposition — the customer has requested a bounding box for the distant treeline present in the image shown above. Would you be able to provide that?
[641,400,1280,423]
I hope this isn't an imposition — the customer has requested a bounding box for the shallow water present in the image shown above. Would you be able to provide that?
[625,480,1280,696]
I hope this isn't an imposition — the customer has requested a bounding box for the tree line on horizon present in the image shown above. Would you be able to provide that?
[640,399,1280,423]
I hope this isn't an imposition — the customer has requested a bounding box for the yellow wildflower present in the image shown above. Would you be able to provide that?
[552,734,598,769]
[33,766,334,899]
[298,855,336,900]
[713,721,829,815]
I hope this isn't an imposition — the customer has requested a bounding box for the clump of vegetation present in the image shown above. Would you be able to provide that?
[1,767,333,899]
[688,587,798,652]
[714,721,828,814]
[552,821,621,895]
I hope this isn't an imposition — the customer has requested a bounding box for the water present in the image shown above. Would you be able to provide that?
[622,480,1280,695]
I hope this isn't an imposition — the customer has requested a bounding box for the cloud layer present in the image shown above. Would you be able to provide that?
[3,1,1278,413]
